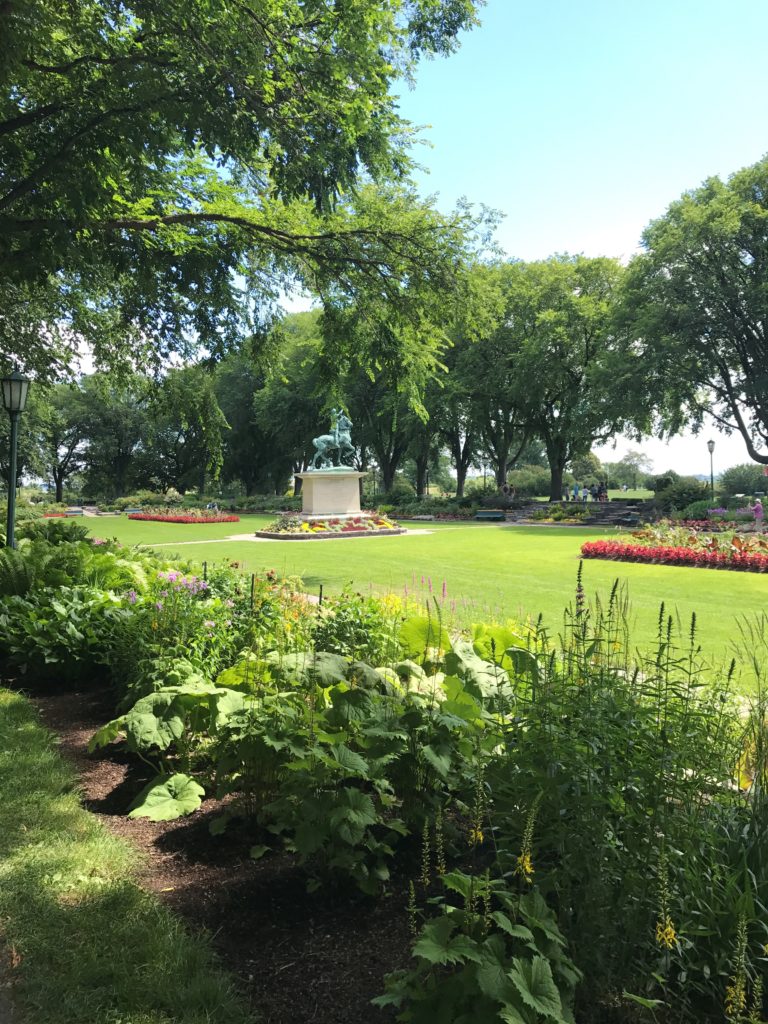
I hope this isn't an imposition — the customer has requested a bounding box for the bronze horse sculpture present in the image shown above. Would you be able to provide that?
[312,410,355,469]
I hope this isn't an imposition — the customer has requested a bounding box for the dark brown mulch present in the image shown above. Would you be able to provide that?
[16,682,411,1024]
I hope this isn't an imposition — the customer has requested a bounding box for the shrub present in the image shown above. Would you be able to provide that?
[682,498,717,519]
[384,479,416,503]
[719,462,766,499]
[654,476,709,513]
[508,464,552,497]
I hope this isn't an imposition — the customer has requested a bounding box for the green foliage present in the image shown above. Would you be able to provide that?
[719,463,767,499]
[128,774,206,822]
[622,155,768,465]
[18,517,90,543]
[310,588,404,664]
[506,466,552,498]
[2,0,482,380]
[376,873,580,1023]
[654,476,710,514]
[0,688,250,1024]
[681,498,716,519]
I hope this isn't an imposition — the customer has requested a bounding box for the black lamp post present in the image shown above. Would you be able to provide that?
[2,370,31,549]
[707,438,715,502]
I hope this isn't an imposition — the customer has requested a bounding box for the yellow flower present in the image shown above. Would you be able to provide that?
[725,978,747,1018]
[655,915,677,949]
[468,826,484,846]
[514,851,534,883]
[300,522,310,532]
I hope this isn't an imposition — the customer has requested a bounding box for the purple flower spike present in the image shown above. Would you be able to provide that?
[155,600,163,611]
[127,589,137,605]
[442,580,447,600]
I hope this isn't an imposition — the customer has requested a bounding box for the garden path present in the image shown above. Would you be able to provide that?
[26,684,412,1024]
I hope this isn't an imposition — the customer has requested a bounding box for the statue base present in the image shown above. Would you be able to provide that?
[296,470,365,517]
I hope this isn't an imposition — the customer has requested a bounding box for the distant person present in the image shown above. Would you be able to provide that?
[590,484,598,501]
[562,484,570,502]
[572,482,580,501]
[581,485,589,503]
[622,483,628,493]
[752,498,764,528]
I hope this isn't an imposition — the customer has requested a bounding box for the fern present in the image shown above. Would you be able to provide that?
[0,547,34,596]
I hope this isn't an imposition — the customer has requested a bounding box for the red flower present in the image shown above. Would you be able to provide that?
[581,539,768,573]
[127,513,240,524]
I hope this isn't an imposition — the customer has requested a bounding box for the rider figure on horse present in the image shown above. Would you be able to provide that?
[312,408,355,469]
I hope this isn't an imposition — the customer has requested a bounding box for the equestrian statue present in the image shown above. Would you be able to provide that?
[311,409,355,470]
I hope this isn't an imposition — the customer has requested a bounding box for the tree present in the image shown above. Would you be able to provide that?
[253,315,327,493]
[719,462,767,499]
[621,156,768,465]
[1,0,482,379]
[30,384,88,501]
[78,374,149,496]
[616,449,654,489]
[568,452,603,484]
[504,256,647,501]
[139,367,229,493]
[346,366,411,494]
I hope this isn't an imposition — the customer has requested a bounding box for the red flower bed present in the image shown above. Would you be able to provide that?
[43,512,66,518]
[581,539,768,573]
[128,513,240,524]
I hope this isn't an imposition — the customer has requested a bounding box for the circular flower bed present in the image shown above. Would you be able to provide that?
[257,513,405,539]
[128,510,239,524]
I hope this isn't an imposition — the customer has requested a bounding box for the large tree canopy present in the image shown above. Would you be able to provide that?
[1,0,483,378]
[485,256,650,501]
[621,156,768,464]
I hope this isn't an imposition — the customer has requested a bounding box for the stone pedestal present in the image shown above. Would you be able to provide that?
[296,470,365,517]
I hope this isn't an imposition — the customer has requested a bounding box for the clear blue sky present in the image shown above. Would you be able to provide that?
[396,0,768,262]
[391,0,768,473]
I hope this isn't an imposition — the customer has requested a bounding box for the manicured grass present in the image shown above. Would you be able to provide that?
[0,688,251,1024]
[87,516,764,674]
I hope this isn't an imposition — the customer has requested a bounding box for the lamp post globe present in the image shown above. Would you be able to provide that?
[2,369,31,550]
[706,439,715,502]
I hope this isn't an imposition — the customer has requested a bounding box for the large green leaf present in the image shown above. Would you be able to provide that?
[399,615,451,662]
[477,934,516,1002]
[472,624,523,667]
[508,956,564,1021]
[422,743,452,777]
[267,650,349,687]
[519,892,567,947]
[413,915,482,966]
[122,692,187,751]
[87,716,126,752]
[445,640,510,698]
[330,744,369,776]
[216,653,270,691]
[128,773,205,821]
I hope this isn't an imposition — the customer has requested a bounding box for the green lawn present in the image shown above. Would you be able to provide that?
[0,688,249,1024]
[85,514,765,674]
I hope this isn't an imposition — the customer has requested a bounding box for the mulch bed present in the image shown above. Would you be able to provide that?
[13,681,410,1024]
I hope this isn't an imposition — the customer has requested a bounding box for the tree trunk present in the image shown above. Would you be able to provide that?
[455,462,468,498]
[415,454,429,498]
[549,463,565,503]
[53,469,64,503]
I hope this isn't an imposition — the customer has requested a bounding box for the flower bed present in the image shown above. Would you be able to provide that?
[582,538,768,572]
[257,513,404,539]
[128,511,240,524]
[42,512,66,518]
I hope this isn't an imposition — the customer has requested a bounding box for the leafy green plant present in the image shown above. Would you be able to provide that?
[311,587,404,664]
[375,871,580,1023]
